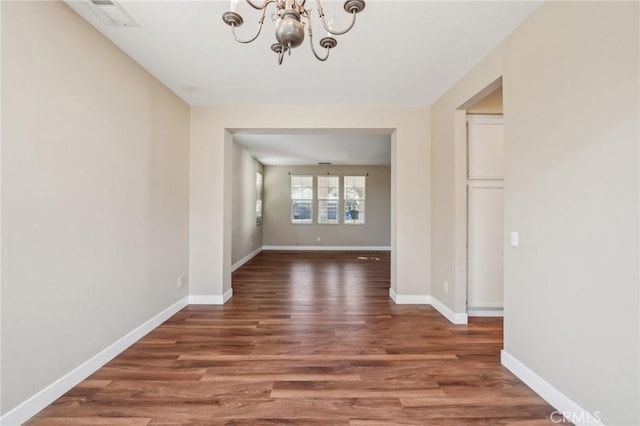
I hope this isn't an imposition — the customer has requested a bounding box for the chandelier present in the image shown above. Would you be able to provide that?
[222,0,366,65]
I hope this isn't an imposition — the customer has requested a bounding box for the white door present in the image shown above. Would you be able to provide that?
[467,115,504,311]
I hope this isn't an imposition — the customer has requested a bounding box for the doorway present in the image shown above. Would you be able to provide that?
[466,114,504,316]
[229,128,394,288]
[456,82,504,318]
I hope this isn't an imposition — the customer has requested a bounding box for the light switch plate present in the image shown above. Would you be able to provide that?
[510,232,519,247]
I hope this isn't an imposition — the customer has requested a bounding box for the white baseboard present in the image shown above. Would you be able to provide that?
[188,288,233,305]
[430,296,468,324]
[388,290,468,325]
[389,288,431,304]
[262,245,391,251]
[0,297,189,426]
[389,288,398,303]
[501,350,604,426]
[223,288,233,303]
[232,247,262,272]
[468,308,504,317]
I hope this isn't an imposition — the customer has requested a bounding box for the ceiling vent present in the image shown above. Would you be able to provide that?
[88,0,139,27]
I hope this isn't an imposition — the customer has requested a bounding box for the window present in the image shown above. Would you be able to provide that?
[317,175,339,224]
[344,175,365,224]
[256,171,263,225]
[291,175,313,224]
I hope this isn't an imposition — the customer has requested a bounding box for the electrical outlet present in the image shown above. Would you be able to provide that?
[177,276,183,289]
[443,281,449,293]
[250,240,253,248]
[317,236,321,242]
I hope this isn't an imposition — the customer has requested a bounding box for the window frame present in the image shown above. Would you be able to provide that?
[343,175,366,225]
[317,175,340,225]
[255,171,263,226]
[290,175,314,225]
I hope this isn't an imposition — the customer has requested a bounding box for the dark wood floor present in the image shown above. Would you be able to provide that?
[29,251,557,425]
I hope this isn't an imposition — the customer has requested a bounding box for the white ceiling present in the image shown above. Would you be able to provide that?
[64,0,538,165]
[233,129,392,165]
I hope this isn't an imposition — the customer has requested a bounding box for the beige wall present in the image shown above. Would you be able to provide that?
[190,107,430,300]
[231,144,263,265]
[431,2,639,424]
[1,1,190,415]
[466,87,503,114]
[263,165,391,247]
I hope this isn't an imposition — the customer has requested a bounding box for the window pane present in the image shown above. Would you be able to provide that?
[318,200,339,224]
[344,176,365,200]
[291,176,313,199]
[318,186,338,199]
[291,201,312,224]
[301,186,313,200]
[344,202,365,224]
[318,176,339,199]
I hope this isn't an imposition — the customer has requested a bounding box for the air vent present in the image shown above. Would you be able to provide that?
[318,162,332,165]
[91,0,114,5]
[88,0,139,27]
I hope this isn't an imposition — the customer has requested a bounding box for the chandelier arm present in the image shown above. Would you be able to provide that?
[319,10,356,36]
[309,37,330,61]
[316,0,358,36]
[244,0,276,11]
[231,8,268,43]
[306,17,330,62]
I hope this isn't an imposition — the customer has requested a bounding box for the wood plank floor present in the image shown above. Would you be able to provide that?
[29,251,558,425]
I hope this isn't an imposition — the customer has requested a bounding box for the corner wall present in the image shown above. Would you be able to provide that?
[430,2,639,424]
[1,1,190,416]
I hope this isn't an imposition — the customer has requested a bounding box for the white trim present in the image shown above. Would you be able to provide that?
[501,350,604,426]
[223,288,233,303]
[388,290,468,325]
[232,247,262,272]
[188,288,233,305]
[389,288,398,302]
[467,308,503,317]
[262,245,391,251]
[467,301,504,308]
[389,288,431,304]
[431,296,468,324]
[467,180,504,187]
[466,114,504,125]
[0,297,189,426]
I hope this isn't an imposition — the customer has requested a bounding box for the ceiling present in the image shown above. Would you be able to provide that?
[64,0,538,165]
[233,129,392,165]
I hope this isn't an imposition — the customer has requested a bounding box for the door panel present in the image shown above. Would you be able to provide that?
[467,116,504,180]
[468,182,504,309]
